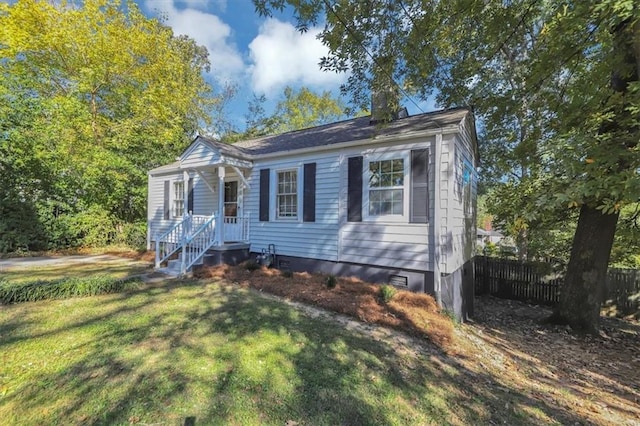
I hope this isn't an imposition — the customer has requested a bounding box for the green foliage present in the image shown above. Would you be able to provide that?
[281,269,293,278]
[114,221,147,250]
[0,0,219,252]
[481,242,499,258]
[380,284,397,304]
[238,86,347,138]
[0,275,142,304]
[326,275,337,289]
[245,260,260,272]
[255,1,639,257]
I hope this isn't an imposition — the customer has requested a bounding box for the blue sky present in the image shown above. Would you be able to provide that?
[137,0,436,131]
[137,0,350,130]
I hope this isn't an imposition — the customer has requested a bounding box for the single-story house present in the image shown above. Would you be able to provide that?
[147,106,478,319]
[477,228,504,246]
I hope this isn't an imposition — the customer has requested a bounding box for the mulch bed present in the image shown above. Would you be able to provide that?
[194,263,455,350]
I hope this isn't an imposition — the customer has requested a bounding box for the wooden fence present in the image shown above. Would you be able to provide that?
[474,256,640,315]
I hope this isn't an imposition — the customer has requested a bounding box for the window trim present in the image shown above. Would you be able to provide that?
[172,180,185,218]
[363,152,410,222]
[273,167,302,221]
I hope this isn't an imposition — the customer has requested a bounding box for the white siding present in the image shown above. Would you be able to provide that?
[337,137,435,272]
[181,141,221,168]
[442,117,477,273]
[245,153,340,261]
[191,170,217,216]
[246,138,437,270]
[147,169,218,242]
[147,172,180,242]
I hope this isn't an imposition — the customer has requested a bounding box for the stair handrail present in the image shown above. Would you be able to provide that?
[154,213,192,268]
[180,213,218,274]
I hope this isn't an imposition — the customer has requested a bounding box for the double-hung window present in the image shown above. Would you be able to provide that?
[173,181,184,217]
[368,158,405,216]
[276,169,298,219]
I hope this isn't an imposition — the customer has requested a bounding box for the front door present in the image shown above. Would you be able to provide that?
[223,180,241,242]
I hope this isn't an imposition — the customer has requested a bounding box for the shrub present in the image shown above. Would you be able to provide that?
[245,260,260,272]
[0,275,142,304]
[326,275,337,289]
[115,221,147,249]
[380,284,397,304]
[281,269,293,278]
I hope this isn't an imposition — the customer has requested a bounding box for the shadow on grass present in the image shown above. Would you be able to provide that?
[0,279,600,425]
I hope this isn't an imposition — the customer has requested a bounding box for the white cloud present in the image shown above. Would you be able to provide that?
[145,0,242,82]
[248,18,346,94]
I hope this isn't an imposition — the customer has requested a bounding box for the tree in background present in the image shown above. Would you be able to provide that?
[0,0,217,249]
[235,86,346,140]
[254,0,640,333]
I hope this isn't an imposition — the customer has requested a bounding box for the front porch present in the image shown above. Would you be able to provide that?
[148,136,254,275]
[153,212,251,275]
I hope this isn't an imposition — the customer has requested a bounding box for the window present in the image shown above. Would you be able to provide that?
[368,158,405,216]
[173,181,184,217]
[277,169,298,219]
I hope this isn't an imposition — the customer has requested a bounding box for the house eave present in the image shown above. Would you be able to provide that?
[251,124,461,160]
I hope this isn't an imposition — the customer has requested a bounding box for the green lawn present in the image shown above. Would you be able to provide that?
[0,275,503,426]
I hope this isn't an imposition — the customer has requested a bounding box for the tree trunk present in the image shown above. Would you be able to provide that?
[550,13,638,334]
[551,205,619,333]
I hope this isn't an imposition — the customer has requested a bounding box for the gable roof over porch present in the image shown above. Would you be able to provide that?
[149,136,252,176]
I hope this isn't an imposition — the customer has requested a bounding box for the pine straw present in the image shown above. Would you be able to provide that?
[194,263,455,351]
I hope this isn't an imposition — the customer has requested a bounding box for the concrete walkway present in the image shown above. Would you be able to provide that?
[0,254,142,269]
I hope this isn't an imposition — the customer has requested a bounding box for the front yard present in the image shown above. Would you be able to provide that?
[0,260,638,425]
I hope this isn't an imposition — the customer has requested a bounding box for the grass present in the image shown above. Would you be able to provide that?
[0,278,491,425]
[2,261,634,424]
[195,264,455,350]
[0,275,143,304]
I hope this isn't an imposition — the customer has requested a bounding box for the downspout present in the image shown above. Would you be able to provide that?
[433,133,443,306]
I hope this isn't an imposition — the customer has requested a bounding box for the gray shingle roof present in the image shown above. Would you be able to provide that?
[150,107,472,174]
[233,107,470,156]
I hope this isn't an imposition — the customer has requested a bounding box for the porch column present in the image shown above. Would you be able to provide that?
[183,170,190,215]
[217,166,225,244]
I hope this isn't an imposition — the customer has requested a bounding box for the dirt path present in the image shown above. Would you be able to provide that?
[0,254,140,269]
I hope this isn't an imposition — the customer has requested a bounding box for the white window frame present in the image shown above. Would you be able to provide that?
[363,152,410,222]
[173,180,185,218]
[273,167,301,221]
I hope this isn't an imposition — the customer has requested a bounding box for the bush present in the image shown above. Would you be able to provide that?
[115,221,147,249]
[0,275,142,304]
[245,260,260,272]
[380,284,397,304]
[326,275,337,289]
[281,269,293,278]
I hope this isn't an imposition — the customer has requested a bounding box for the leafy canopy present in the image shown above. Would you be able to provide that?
[0,0,217,249]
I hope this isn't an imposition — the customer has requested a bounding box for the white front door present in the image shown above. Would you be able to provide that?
[223,180,242,242]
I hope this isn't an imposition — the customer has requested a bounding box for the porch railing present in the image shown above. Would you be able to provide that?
[154,214,191,268]
[180,214,217,274]
[154,213,251,273]
[223,213,250,243]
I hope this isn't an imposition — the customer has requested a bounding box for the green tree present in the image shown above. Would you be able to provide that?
[254,0,640,333]
[271,86,346,133]
[237,86,346,139]
[0,0,217,249]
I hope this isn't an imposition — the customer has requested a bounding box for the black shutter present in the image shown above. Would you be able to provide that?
[163,180,170,220]
[259,169,270,221]
[347,156,363,222]
[303,163,316,222]
[410,149,429,223]
[187,177,194,214]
